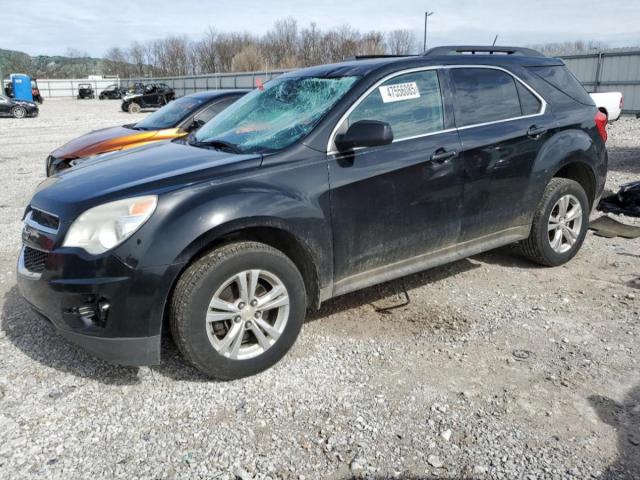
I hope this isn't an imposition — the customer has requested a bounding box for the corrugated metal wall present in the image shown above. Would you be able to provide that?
[32,78,122,98]
[120,71,291,97]
[35,51,640,113]
[560,51,640,113]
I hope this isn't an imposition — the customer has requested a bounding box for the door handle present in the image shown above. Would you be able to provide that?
[430,149,458,163]
[527,125,547,138]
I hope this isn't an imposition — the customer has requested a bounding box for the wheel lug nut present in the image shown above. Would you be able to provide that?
[245,321,252,329]
[238,302,246,309]
[250,299,258,307]
[254,311,261,318]
[234,316,241,323]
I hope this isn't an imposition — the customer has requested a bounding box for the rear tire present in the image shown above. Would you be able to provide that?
[170,242,307,379]
[128,102,141,113]
[11,106,26,119]
[520,178,589,267]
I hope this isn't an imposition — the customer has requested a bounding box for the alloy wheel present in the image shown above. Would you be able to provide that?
[547,194,583,254]
[12,106,26,118]
[206,269,290,360]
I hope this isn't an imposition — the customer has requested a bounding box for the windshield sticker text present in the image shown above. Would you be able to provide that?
[379,82,420,103]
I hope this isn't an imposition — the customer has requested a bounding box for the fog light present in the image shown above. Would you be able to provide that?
[97,300,110,324]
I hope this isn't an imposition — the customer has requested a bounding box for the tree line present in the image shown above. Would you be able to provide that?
[103,18,417,78]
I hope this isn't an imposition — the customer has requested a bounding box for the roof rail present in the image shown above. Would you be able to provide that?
[348,54,419,60]
[424,46,545,57]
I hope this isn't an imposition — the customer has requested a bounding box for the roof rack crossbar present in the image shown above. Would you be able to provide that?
[423,46,545,57]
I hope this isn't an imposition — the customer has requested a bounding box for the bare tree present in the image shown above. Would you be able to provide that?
[232,44,263,72]
[386,29,416,55]
[359,31,386,55]
[103,18,621,77]
[529,40,608,56]
[128,41,146,77]
[325,25,360,61]
[262,17,299,69]
[195,28,218,74]
[215,33,253,72]
[103,47,131,77]
[299,22,324,66]
[65,48,90,58]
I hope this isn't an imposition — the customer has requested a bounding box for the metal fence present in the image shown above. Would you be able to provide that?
[34,78,122,98]
[120,70,290,97]
[35,51,640,113]
[560,50,640,113]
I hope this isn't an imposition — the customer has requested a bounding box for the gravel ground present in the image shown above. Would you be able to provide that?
[0,99,639,480]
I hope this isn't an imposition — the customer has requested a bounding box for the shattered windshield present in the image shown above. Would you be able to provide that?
[135,96,207,130]
[194,75,360,154]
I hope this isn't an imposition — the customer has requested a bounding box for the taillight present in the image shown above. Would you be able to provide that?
[595,111,608,143]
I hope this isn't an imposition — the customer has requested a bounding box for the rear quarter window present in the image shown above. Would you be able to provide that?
[528,66,594,106]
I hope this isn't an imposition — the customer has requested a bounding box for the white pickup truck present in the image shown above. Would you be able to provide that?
[590,92,624,122]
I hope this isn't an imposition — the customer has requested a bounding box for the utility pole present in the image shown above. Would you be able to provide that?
[423,11,434,53]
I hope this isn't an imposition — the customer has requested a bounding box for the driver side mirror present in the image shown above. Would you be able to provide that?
[335,120,394,151]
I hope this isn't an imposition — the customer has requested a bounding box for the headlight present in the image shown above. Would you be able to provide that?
[63,196,157,255]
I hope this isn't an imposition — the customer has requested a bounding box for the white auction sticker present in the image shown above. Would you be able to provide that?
[379,82,420,103]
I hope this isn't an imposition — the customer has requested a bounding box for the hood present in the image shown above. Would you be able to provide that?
[12,99,36,107]
[31,140,262,219]
[50,125,162,159]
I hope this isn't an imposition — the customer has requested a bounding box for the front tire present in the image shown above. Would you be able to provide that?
[11,106,27,118]
[520,178,589,267]
[170,242,307,379]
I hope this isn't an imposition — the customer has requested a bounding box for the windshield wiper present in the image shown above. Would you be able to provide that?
[127,124,151,131]
[188,137,242,154]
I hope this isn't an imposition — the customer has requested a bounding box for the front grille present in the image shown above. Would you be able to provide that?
[30,208,59,231]
[23,246,48,273]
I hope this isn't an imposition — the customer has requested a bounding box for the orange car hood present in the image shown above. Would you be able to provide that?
[50,125,184,159]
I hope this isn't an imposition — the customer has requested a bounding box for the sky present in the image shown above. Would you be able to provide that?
[1,0,639,57]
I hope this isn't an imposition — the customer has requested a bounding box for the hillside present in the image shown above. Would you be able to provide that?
[0,48,106,79]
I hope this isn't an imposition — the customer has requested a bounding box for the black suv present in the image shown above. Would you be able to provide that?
[99,84,126,100]
[18,46,608,379]
[121,83,175,113]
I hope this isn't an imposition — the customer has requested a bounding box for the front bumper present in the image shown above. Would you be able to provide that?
[17,245,182,366]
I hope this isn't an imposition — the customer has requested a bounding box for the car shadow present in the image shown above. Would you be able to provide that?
[1,285,141,385]
[155,257,483,382]
[607,146,640,176]
[470,245,542,270]
[341,476,476,480]
[306,258,481,322]
[588,384,640,479]
[1,257,483,384]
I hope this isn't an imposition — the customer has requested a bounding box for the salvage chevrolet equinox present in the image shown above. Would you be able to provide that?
[18,46,608,379]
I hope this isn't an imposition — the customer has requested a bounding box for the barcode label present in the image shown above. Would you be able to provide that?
[379,82,420,103]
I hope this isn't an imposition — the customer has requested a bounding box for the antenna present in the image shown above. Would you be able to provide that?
[492,35,499,46]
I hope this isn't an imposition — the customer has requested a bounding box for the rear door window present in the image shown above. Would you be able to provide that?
[450,68,522,127]
[345,69,444,140]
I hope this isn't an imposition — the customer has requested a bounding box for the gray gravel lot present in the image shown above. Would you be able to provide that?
[0,98,639,480]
